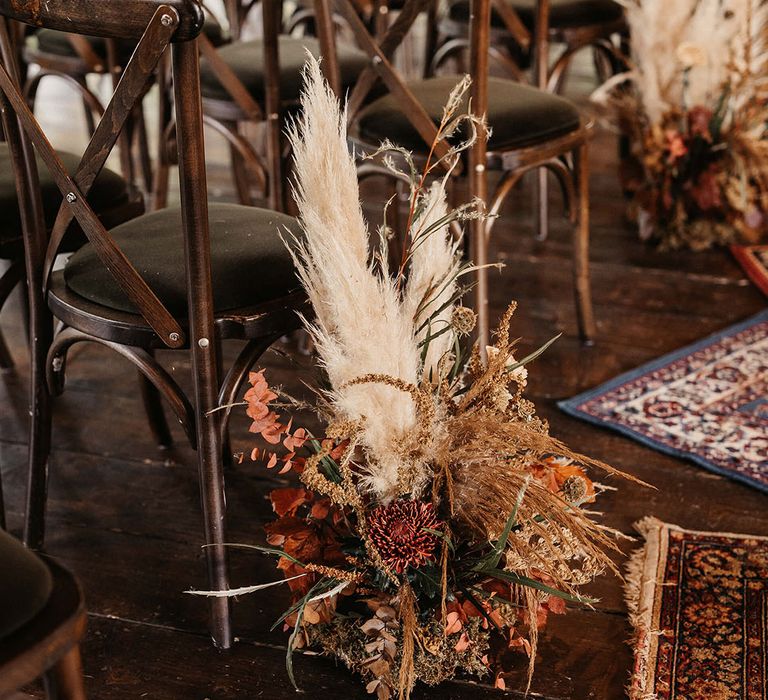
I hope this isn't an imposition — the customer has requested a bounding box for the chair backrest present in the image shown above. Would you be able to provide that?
[0,1,208,349]
[316,0,492,166]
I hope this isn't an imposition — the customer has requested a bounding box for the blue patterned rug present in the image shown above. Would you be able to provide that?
[559,311,768,493]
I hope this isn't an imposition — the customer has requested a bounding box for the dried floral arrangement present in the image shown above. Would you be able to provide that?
[593,0,768,250]
[198,59,636,698]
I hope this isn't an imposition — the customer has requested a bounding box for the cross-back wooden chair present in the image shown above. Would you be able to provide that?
[434,0,627,250]
[316,0,596,347]
[434,0,628,92]
[0,0,306,649]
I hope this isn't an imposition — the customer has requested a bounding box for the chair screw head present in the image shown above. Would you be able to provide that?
[169,332,180,343]
[66,192,77,203]
[161,14,175,27]
[198,338,210,348]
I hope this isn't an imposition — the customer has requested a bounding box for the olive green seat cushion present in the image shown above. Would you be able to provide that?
[0,143,129,247]
[0,529,53,640]
[449,0,624,29]
[357,76,581,152]
[34,15,226,61]
[200,36,369,103]
[65,203,302,316]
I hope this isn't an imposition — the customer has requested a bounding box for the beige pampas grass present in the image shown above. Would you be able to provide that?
[403,180,461,382]
[615,0,768,122]
[287,56,429,500]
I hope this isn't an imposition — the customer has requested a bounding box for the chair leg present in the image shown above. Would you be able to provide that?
[215,337,232,468]
[77,83,96,139]
[573,142,596,344]
[423,0,439,79]
[151,54,173,212]
[172,40,232,649]
[227,121,254,206]
[534,167,549,241]
[0,455,6,530]
[191,344,232,649]
[0,329,12,370]
[133,106,154,194]
[0,259,27,369]
[138,354,173,450]
[47,645,87,700]
[23,306,54,550]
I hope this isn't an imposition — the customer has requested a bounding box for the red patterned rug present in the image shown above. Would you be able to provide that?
[732,244,768,297]
[626,518,768,700]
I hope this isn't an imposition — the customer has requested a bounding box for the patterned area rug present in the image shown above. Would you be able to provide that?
[559,310,768,492]
[626,518,767,700]
[732,244,768,296]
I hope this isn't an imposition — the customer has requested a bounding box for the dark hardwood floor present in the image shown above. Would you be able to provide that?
[1,66,766,699]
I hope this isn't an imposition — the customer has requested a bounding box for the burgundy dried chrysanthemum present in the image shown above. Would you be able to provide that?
[367,500,443,574]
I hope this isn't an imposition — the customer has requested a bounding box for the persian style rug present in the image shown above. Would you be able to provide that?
[732,245,768,297]
[559,310,768,492]
[626,518,768,700]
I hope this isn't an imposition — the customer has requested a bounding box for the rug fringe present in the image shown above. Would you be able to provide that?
[624,517,669,700]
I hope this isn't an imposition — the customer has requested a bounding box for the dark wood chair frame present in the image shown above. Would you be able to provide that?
[0,0,304,650]
[433,0,629,93]
[0,556,87,700]
[317,0,595,347]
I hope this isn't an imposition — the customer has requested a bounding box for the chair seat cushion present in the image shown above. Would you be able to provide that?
[357,76,581,152]
[64,203,302,316]
[0,143,130,247]
[0,529,53,640]
[449,0,624,30]
[200,36,369,103]
[34,15,226,62]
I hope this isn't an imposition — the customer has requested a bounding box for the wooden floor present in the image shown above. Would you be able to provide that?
[2,64,767,700]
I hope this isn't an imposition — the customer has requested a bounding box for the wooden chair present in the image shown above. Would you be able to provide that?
[0,528,87,700]
[316,0,596,347]
[196,0,369,211]
[434,0,627,248]
[434,0,628,92]
[0,0,306,649]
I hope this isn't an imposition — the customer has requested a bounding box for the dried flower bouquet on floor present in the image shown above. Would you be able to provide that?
[202,59,635,698]
[593,0,768,250]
